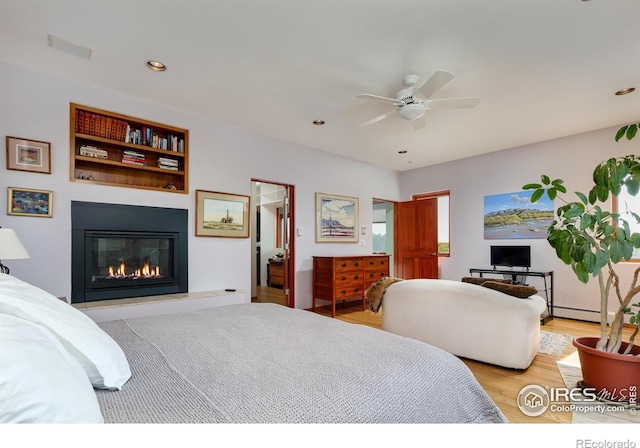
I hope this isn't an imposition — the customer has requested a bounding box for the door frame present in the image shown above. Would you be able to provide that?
[252,178,295,308]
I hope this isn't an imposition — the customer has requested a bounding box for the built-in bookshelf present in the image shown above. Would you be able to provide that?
[69,103,189,193]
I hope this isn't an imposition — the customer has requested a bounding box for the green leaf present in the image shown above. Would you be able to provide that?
[530,189,544,203]
[522,183,541,190]
[548,188,557,200]
[541,175,550,186]
[616,126,629,142]
[572,262,589,283]
[627,124,638,140]
[576,191,588,205]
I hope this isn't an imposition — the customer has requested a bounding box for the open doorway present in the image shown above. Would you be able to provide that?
[251,180,295,307]
[372,199,395,276]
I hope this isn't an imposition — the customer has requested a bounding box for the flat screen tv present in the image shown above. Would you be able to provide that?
[490,245,531,268]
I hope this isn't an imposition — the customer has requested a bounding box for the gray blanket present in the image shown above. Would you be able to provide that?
[96,303,507,423]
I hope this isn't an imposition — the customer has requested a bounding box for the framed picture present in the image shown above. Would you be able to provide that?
[484,190,553,239]
[196,189,250,237]
[6,136,51,174]
[7,187,53,218]
[316,192,359,242]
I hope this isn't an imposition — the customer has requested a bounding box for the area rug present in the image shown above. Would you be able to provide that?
[538,331,573,357]
[557,351,639,423]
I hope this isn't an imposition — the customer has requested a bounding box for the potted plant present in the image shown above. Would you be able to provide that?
[523,122,640,403]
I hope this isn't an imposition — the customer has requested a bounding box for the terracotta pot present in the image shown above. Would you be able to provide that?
[573,337,640,403]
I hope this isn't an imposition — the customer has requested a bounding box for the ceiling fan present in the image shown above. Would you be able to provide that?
[356,70,479,130]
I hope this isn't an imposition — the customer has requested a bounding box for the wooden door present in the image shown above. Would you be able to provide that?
[394,198,439,279]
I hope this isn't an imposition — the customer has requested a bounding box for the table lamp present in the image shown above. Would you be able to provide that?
[0,228,30,274]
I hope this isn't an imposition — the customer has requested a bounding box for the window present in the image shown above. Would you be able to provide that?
[413,190,450,256]
[613,191,640,260]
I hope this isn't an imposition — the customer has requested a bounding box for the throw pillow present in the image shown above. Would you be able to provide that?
[461,276,512,285]
[0,273,131,390]
[481,280,538,298]
[0,314,104,423]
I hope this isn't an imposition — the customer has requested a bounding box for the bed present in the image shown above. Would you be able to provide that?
[0,273,507,424]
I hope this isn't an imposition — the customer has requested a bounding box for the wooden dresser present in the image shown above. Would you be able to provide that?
[268,259,284,288]
[312,255,390,317]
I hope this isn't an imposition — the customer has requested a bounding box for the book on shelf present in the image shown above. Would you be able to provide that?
[158,157,178,166]
[157,164,179,171]
[121,157,148,166]
[79,145,108,159]
[123,149,146,159]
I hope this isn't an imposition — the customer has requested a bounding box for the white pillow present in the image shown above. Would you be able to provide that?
[0,314,104,423]
[0,274,131,390]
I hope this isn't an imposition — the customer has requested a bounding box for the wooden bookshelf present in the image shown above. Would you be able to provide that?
[69,103,189,193]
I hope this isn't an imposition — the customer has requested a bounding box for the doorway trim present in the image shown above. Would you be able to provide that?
[252,178,295,308]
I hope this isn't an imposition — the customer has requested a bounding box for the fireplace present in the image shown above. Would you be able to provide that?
[71,201,188,303]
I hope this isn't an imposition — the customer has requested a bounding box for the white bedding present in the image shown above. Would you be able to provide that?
[95,303,507,423]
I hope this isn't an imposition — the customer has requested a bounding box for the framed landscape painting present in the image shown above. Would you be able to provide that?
[315,192,359,243]
[484,190,553,239]
[6,136,51,174]
[196,189,250,237]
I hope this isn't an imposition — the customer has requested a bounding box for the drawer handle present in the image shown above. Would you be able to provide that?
[341,290,347,295]
[341,263,347,268]
[354,288,359,293]
[354,275,359,280]
[369,261,374,265]
[341,276,346,281]
[354,262,359,267]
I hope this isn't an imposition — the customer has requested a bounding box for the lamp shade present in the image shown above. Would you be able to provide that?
[0,228,30,260]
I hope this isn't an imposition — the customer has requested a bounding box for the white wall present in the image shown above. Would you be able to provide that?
[399,126,639,321]
[0,62,400,311]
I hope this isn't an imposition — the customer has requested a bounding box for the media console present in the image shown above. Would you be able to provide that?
[469,267,553,324]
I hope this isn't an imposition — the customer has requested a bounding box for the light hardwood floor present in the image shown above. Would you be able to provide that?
[312,301,632,424]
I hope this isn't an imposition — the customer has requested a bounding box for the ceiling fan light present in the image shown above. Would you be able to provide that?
[398,104,426,121]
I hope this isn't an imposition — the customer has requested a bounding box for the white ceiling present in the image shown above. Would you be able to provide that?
[1,0,638,171]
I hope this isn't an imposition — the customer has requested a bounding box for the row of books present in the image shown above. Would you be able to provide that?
[74,109,185,153]
[121,150,147,166]
[124,126,185,153]
[75,110,128,141]
[79,145,108,159]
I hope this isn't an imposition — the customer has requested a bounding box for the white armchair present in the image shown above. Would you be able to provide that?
[382,279,546,369]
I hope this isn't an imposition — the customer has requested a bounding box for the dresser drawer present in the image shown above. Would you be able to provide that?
[335,286,364,299]
[335,258,363,272]
[364,270,388,286]
[334,272,362,287]
[365,256,388,270]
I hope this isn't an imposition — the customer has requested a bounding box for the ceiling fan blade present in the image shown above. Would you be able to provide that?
[427,97,480,109]
[356,94,403,106]
[418,70,455,98]
[359,109,397,127]
[410,117,427,131]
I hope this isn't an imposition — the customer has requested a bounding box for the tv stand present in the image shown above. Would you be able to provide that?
[469,267,553,324]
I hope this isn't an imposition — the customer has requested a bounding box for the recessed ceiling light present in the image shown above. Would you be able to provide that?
[615,87,636,96]
[146,60,167,72]
[313,120,325,126]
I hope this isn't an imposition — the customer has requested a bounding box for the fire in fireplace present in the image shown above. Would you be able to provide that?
[71,201,188,303]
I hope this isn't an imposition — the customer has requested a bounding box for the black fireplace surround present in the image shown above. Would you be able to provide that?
[72,201,188,303]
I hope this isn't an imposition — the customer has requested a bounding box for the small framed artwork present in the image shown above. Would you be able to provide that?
[7,187,53,218]
[6,136,51,174]
[316,192,359,243]
[196,189,250,237]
